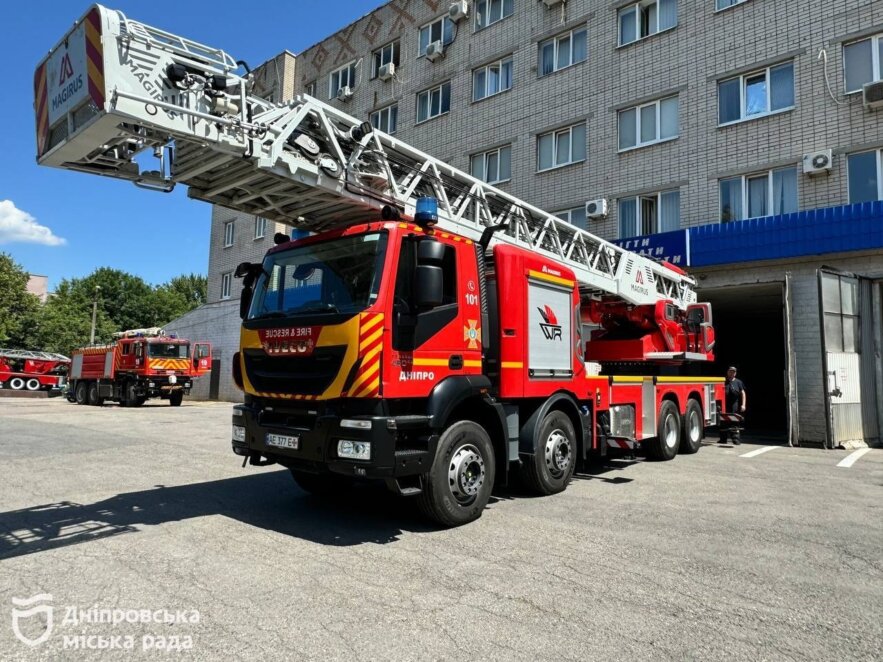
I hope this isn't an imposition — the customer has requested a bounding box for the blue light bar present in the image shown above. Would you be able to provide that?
[415,197,438,226]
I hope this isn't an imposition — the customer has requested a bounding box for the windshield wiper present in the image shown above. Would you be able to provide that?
[251,311,288,320]
[296,302,340,314]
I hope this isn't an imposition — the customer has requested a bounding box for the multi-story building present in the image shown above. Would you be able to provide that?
[188,0,883,448]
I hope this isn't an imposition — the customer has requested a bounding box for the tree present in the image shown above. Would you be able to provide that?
[163,273,207,309]
[0,253,40,345]
[17,295,115,356]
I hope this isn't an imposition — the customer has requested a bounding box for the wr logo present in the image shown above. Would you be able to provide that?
[538,305,562,341]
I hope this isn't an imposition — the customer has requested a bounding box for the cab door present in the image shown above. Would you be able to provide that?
[193,343,212,376]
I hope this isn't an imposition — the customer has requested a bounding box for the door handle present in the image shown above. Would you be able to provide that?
[449,355,463,370]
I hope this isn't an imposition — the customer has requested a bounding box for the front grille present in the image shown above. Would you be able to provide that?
[244,346,346,395]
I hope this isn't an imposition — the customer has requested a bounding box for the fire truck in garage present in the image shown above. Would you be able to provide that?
[36,5,724,525]
[68,329,211,407]
[0,349,70,391]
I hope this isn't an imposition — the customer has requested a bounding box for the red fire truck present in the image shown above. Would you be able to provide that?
[68,329,211,407]
[36,6,724,526]
[0,349,70,391]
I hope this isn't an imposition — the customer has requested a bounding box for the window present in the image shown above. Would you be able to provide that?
[718,62,794,124]
[618,95,679,150]
[821,272,860,353]
[538,27,588,76]
[537,123,586,171]
[371,41,400,79]
[471,145,511,184]
[223,221,234,247]
[328,62,357,99]
[719,167,798,221]
[221,272,232,300]
[370,104,398,134]
[619,190,680,238]
[254,216,267,240]
[554,206,588,229]
[473,56,513,101]
[847,149,882,203]
[475,0,514,30]
[418,16,454,56]
[843,34,883,93]
[619,0,678,46]
[716,0,748,10]
[416,82,451,123]
[305,81,316,97]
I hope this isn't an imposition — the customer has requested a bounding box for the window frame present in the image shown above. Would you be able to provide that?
[416,81,452,124]
[618,0,678,47]
[328,61,357,99]
[536,123,587,173]
[617,95,679,152]
[821,271,860,354]
[717,61,795,126]
[371,40,401,79]
[418,16,454,57]
[223,221,234,248]
[370,103,399,134]
[554,206,588,229]
[474,0,514,31]
[715,0,749,11]
[538,26,589,77]
[843,34,883,94]
[305,81,316,97]
[618,189,681,238]
[253,216,267,241]
[221,272,232,300]
[470,145,512,185]
[472,55,514,102]
[718,167,799,222]
[847,148,883,203]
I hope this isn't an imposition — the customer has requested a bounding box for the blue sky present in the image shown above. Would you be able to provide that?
[2,1,382,289]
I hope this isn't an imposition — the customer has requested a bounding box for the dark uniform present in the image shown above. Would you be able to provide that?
[721,376,745,444]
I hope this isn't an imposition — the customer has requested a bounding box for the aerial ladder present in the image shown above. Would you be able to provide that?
[36,5,699,316]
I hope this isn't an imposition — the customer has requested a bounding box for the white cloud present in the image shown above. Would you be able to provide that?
[0,200,66,246]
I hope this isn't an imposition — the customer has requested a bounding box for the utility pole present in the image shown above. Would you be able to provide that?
[89,285,101,344]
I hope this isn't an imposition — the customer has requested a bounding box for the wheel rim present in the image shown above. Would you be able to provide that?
[9,377,24,390]
[544,428,572,478]
[26,379,40,391]
[447,443,486,506]
[664,414,679,448]
[688,410,702,443]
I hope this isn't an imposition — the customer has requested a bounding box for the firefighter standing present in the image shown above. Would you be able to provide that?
[721,366,747,445]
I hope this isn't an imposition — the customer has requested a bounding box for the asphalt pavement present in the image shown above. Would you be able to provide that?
[1,398,881,660]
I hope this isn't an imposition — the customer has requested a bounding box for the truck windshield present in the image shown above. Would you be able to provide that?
[248,232,388,320]
[148,343,190,358]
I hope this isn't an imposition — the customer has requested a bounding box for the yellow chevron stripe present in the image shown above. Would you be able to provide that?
[349,361,379,393]
[360,314,383,336]
[352,376,380,398]
[359,328,383,351]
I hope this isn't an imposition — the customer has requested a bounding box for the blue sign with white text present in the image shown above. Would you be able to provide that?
[614,229,690,267]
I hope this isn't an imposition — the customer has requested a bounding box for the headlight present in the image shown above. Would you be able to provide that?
[232,425,246,442]
[340,419,372,430]
[169,375,177,385]
[148,382,156,388]
[337,440,371,460]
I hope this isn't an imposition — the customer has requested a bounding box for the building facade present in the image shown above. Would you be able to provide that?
[195,0,883,447]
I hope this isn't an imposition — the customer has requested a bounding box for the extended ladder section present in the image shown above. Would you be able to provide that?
[36,4,697,309]
[0,349,71,363]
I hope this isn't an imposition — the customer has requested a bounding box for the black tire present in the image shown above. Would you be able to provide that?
[417,420,495,527]
[169,392,184,407]
[87,382,104,406]
[75,382,88,405]
[26,378,41,391]
[289,469,354,496]
[134,396,147,407]
[9,377,25,391]
[647,400,681,460]
[522,410,577,495]
[679,399,704,454]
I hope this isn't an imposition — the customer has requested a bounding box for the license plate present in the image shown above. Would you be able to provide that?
[266,433,299,450]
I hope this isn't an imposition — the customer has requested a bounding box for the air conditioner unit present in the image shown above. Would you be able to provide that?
[863,81,883,110]
[542,0,565,7]
[802,149,833,176]
[449,0,469,22]
[378,62,396,81]
[426,41,445,62]
[336,85,353,102]
[586,198,609,219]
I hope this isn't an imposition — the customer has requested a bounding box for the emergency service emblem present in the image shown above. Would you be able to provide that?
[538,306,562,341]
[464,320,481,349]
[11,594,54,647]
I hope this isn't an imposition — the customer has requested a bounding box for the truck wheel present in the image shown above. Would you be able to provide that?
[289,469,353,496]
[647,400,681,461]
[75,382,88,405]
[417,420,495,527]
[134,397,147,407]
[26,378,41,391]
[680,399,704,454]
[168,392,184,407]
[522,410,577,495]
[9,377,25,390]
[87,382,104,406]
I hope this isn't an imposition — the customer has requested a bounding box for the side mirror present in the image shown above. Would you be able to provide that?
[239,286,253,320]
[417,238,445,264]
[234,261,253,278]
[415,264,443,308]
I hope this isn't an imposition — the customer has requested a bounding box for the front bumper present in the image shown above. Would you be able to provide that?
[232,401,436,479]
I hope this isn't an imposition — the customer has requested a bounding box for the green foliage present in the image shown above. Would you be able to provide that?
[0,253,40,344]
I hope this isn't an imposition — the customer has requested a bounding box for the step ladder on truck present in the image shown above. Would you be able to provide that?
[0,349,70,392]
[35,4,725,526]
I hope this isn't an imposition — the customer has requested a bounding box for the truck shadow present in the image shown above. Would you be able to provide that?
[0,470,441,559]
